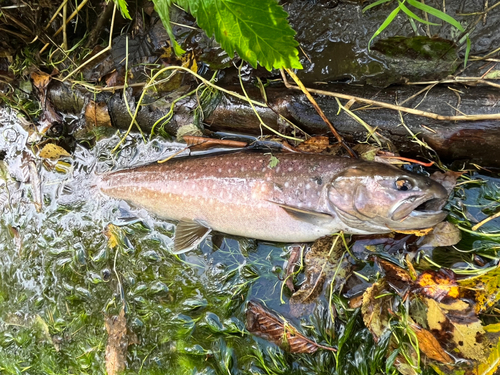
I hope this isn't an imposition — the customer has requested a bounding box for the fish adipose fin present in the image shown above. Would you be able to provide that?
[278,204,333,225]
[173,219,212,254]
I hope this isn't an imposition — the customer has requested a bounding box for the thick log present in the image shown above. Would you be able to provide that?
[206,84,500,167]
[47,80,500,166]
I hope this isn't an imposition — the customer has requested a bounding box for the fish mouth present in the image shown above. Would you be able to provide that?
[392,195,447,222]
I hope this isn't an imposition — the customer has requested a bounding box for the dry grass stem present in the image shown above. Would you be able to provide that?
[62,4,117,81]
[282,74,500,121]
[283,68,356,157]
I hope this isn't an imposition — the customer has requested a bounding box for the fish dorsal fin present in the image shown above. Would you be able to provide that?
[278,204,333,225]
[173,219,212,254]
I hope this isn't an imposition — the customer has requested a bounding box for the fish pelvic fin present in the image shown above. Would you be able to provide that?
[173,219,212,254]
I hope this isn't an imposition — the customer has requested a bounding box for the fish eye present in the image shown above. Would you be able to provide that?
[395,178,412,191]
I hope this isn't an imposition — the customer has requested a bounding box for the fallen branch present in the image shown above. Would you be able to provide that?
[281,73,500,122]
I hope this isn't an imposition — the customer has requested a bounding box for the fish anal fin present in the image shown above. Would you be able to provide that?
[278,203,332,225]
[173,219,212,254]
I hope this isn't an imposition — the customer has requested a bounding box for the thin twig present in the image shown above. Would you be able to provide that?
[282,68,356,157]
[53,0,90,37]
[44,0,70,31]
[111,65,301,152]
[472,210,500,231]
[239,64,303,142]
[62,1,68,50]
[62,4,117,81]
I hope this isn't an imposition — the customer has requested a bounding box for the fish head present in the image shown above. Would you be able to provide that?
[328,162,449,233]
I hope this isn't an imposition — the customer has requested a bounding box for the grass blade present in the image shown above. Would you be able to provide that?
[368,5,401,49]
[363,0,393,12]
[406,0,464,31]
[398,1,440,25]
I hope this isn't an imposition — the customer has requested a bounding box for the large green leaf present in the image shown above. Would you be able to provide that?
[176,0,302,71]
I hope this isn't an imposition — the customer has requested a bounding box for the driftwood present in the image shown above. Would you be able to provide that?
[47,79,500,166]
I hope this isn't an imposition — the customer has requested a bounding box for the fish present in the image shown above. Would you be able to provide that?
[97,152,449,253]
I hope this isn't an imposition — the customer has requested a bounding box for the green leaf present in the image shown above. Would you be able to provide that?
[152,0,186,56]
[363,0,393,13]
[397,1,440,26]
[175,0,302,71]
[406,0,464,31]
[368,5,401,49]
[113,0,132,19]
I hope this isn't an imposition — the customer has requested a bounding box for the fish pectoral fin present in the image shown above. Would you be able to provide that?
[278,204,333,225]
[334,207,365,228]
[173,219,212,254]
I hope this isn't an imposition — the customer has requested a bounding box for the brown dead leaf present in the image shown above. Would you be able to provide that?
[31,71,62,133]
[362,280,391,341]
[39,143,71,160]
[105,71,125,87]
[31,71,51,90]
[415,269,459,301]
[372,257,412,294]
[85,100,112,128]
[374,257,412,284]
[426,298,488,361]
[246,301,335,354]
[418,222,461,248]
[183,136,248,151]
[458,266,500,314]
[284,245,303,293]
[290,235,350,305]
[105,308,128,375]
[349,294,364,309]
[430,170,463,195]
[410,323,452,364]
[296,136,329,153]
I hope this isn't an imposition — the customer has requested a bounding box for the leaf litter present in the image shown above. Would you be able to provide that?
[245,300,335,354]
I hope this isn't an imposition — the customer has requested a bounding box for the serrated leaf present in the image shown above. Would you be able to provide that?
[477,323,500,375]
[409,323,452,364]
[176,0,302,71]
[113,0,131,20]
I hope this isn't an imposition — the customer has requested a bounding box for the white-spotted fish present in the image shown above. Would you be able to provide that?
[97,152,448,253]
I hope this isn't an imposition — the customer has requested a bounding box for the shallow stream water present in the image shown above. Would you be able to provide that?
[1,109,500,374]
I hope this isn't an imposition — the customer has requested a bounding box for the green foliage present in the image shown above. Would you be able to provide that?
[156,0,302,71]
[152,0,186,56]
[113,0,132,19]
[364,0,471,67]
